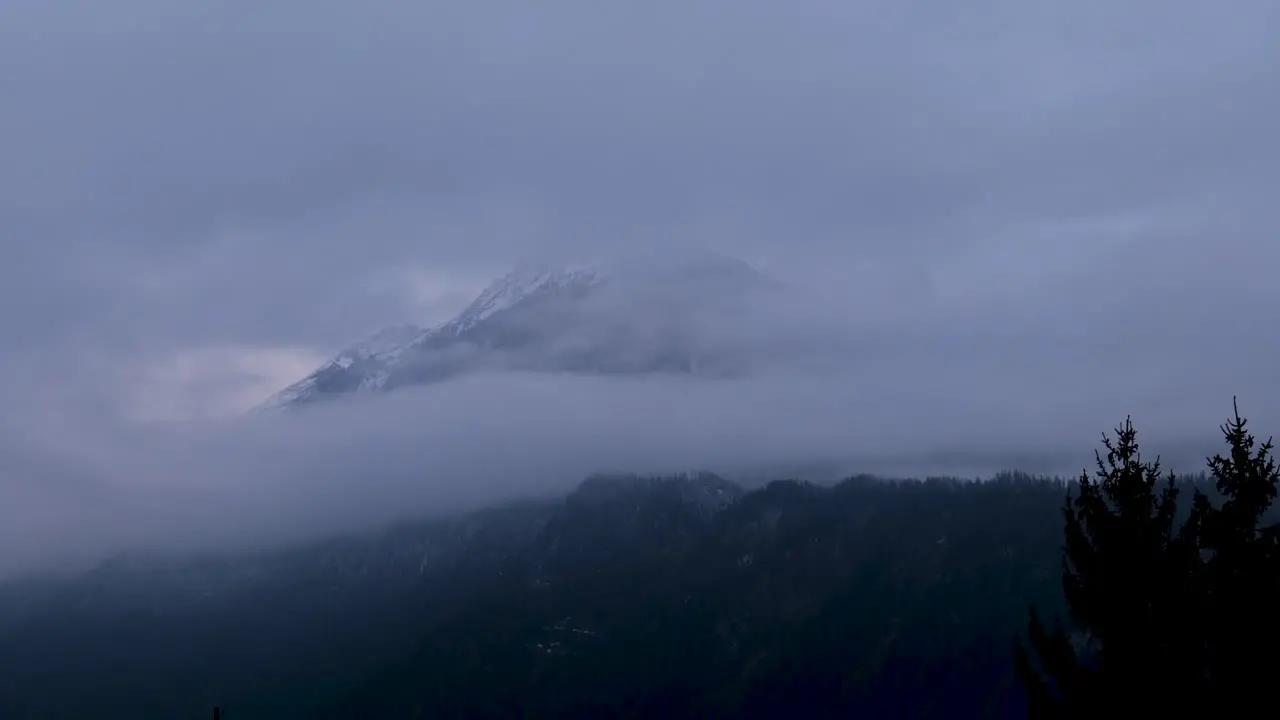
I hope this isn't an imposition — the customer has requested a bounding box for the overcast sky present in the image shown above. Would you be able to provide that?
[2,0,1276,419]
[2,1,1280,572]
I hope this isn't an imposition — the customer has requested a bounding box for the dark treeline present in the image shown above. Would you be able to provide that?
[1017,402,1280,717]
[0,407,1275,718]
[329,471,1072,719]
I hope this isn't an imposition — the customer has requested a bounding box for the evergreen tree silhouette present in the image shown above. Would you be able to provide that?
[1017,400,1280,717]
[1014,417,1207,716]
[1198,399,1280,714]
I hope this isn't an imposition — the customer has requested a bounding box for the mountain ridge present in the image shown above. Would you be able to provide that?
[258,251,780,410]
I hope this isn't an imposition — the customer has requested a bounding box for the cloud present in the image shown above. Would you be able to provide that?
[5,0,1280,368]
[122,346,331,423]
[2,1,1280,576]
[3,341,1276,580]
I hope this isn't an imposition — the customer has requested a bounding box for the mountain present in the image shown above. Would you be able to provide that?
[0,471,1068,718]
[259,251,784,409]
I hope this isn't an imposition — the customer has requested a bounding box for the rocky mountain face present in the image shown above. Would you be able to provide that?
[259,252,785,409]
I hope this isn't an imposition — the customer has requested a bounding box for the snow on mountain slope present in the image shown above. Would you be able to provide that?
[257,252,781,410]
[255,324,427,409]
[448,262,607,336]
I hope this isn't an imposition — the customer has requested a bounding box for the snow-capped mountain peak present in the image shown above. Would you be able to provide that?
[448,262,607,335]
[257,251,775,410]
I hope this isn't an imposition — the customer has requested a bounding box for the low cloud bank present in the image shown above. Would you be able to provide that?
[1,361,1270,580]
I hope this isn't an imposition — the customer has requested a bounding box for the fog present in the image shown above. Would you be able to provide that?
[3,1,1280,579]
[4,245,1280,579]
[2,347,1272,579]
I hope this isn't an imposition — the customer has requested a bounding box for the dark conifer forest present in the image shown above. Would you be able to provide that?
[0,404,1276,718]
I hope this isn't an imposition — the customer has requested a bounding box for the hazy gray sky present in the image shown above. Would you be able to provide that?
[2,1,1280,574]
[4,0,1278,416]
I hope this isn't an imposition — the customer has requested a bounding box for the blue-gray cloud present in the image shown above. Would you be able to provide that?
[2,0,1280,573]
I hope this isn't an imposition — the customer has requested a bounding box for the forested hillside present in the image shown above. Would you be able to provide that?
[330,471,1074,719]
[1,409,1276,719]
[0,471,1092,718]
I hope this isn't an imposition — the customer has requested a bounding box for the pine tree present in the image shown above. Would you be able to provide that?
[1198,399,1280,713]
[1018,400,1280,716]
[1014,417,1207,716]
